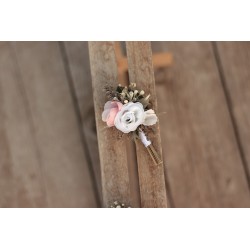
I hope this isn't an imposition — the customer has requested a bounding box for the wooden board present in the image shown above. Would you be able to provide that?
[88,42,130,207]
[2,41,249,208]
[1,42,98,207]
[126,42,168,208]
[0,42,46,207]
[61,41,102,204]
[152,42,250,207]
[215,42,250,183]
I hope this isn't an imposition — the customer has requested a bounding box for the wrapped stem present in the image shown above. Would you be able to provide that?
[138,130,163,166]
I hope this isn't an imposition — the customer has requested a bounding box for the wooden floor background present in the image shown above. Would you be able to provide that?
[0,42,250,207]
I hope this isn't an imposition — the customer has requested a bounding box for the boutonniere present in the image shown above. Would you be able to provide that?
[102,83,162,165]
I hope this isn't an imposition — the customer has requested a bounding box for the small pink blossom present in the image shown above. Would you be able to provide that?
[102,101,123,127]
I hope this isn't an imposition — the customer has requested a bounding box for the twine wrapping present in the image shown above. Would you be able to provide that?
[138,130,163,166]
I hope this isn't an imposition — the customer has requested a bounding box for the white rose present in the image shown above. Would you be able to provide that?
[114,102,158,133]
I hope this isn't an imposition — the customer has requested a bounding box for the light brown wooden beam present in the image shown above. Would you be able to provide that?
[126,42,168,208]
[115,41,173,85]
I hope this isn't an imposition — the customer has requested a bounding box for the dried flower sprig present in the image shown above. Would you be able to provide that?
[105,83,151,108]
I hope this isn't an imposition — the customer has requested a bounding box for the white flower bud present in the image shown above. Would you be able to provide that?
[140,90,145,96]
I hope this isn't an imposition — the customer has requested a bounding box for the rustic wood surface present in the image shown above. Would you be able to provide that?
[152,42,250,207]
[88,42,130,207]
[0,42,97,207]
[0,42,46,207]
[0,41,250,207]
[126,42,168,207]
[215,42,250,184]
[114,42,145,208]
[62,41,102,204]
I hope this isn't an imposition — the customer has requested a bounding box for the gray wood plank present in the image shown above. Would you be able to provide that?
[216,42,250,184]
[152,41,250,207]
[0,42,47,207]
[63,42,102,202]
[11,42,97,207]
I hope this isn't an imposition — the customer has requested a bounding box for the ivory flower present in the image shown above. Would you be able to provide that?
[143,109,158,126]
[114,102,158,133]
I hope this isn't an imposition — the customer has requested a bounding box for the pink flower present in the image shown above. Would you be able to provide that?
[102,101,123,127]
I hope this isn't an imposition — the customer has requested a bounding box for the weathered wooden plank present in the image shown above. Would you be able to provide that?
[215,42,250,182]
[62,41,102,203]
[11,42,97,207]
[0,42,46,207]
[88,42,130,207]
[126,42,168,208]
[152,41,250,207]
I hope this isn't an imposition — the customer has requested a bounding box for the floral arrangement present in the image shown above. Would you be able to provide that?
[110,201,130,208]
[102,83,162,165]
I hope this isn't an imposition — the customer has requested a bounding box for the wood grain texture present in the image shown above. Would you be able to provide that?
[113,42,141,208]
[0,42,46,207]
[63,41,102,203]
[1,41,249,208]
[126,42,168,208]
[215,42,250,180]
[9,42,97,207]
[152,42,250,207]
[88,42,130,207]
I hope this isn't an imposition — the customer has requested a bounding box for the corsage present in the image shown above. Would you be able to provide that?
[102,83,162,165]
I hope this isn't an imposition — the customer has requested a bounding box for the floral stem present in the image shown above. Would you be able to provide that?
[138,130,163,166]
